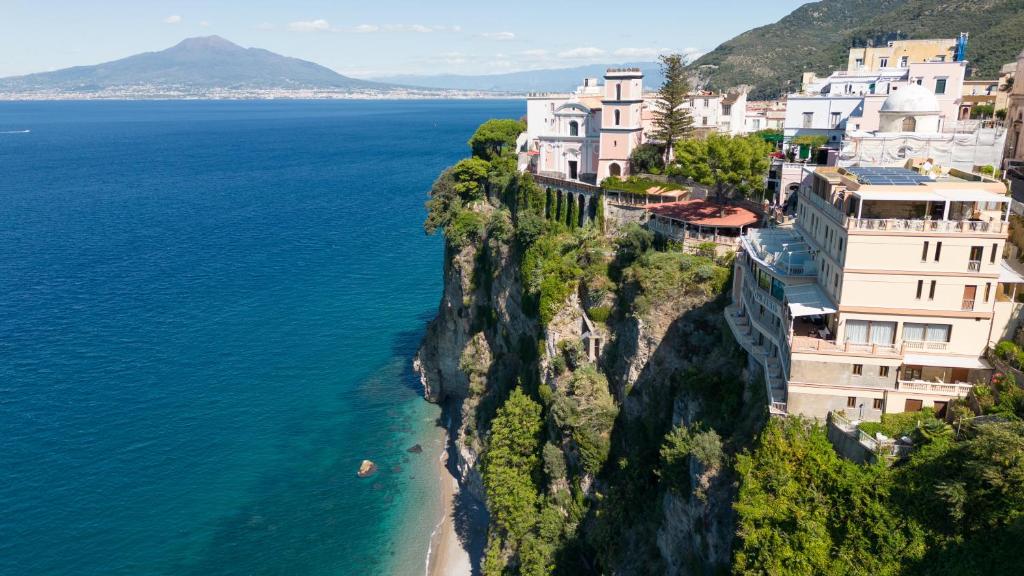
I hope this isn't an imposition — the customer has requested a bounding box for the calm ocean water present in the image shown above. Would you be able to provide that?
[0,99,522,576]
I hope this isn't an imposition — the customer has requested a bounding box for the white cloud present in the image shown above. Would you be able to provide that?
[478,32,515,41]
[199,21,211,28]
[256,22,274,30]
[287,19,331,33]
[353,24,460,34]
[557,47,605,59]
[614,47,670,59]
[163,15,182,25]
[354,24,380,33]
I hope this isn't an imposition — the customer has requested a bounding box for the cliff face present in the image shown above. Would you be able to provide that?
[415,216,538,498]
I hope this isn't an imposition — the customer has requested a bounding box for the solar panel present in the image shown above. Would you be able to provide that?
[845,166,930,186]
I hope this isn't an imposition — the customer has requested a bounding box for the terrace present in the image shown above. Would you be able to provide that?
[742,228,817,277]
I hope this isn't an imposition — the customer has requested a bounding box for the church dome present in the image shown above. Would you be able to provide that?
[880,84,940,114]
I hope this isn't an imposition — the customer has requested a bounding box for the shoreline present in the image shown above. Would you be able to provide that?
[424,407,488,576]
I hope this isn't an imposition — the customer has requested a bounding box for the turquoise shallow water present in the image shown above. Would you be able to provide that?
[0,99,522,576]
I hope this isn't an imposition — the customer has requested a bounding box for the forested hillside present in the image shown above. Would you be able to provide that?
[692,0,1024,98]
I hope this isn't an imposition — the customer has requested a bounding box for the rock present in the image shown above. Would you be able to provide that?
[406,444,423,454]
[357,459,378,478]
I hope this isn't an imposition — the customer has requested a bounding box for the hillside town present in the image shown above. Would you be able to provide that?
[515,37,1024,430]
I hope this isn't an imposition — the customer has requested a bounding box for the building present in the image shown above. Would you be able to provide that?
[846,38,959,74]
[1004,49,1024,168]
[725,162,1021,420]
[746,100,786,133]
[520,69,751,183]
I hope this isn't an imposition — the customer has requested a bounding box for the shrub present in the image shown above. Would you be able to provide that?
[543,442,567,481]
[587,306,611,323]
[559,339,585,371]
[695,242,717,259]
[447,209,486,249]
[995,340,1019,362]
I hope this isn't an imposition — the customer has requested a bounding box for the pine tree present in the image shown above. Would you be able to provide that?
[649,54,695,165]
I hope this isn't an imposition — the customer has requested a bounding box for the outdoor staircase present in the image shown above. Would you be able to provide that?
[725,304,788,415]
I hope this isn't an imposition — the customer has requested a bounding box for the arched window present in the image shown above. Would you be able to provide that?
[614,110,621,126]
[609,163,621,177]
[901,116,917,132]
[616,84,622,100]
[569,121,579,136]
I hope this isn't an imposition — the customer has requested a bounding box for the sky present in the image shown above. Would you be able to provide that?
[0,0,811,79]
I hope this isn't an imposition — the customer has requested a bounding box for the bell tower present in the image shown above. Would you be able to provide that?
[598,68,644,181]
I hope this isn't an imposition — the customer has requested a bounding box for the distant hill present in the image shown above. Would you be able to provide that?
[691,0,1024,99]
[0,36,395,94]
[370,62,665,93]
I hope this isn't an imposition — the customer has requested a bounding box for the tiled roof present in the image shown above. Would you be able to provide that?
[645,199,758,228]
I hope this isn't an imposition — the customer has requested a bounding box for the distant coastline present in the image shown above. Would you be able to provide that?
[0,89,523,101]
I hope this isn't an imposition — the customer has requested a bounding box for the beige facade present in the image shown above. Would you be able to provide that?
[727,161,1017,420]
[846,39,958,73]
[1004,50,1024,165]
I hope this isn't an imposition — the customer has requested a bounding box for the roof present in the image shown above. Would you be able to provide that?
[880,84,940,114]
[785,283,838,317]
[902,353,991,370]
[645,200,758,228]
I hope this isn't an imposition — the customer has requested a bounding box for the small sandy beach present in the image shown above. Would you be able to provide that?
[426,450,473,576]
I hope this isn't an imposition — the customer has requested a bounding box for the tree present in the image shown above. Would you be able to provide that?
[483,387,544,540]
[469,119,526,161]
[971,103,995,119]
[629,143,666,174]
[672,134,771,206]
[649,54,695,165]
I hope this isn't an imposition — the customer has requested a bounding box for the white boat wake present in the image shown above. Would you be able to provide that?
[0,129,30,134]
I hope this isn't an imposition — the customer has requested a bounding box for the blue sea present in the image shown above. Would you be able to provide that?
[0,99,522,576]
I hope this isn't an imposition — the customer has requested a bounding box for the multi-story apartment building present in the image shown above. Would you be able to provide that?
[745,100,786,133]
[1004,49,1024,167]
[726,162,1020,420]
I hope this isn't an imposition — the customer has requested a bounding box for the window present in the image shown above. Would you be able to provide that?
[703,98,709,107]
[855,58,864,69]
[935,78,947,95]
[847,396,858,408]
[702,117,709,126]
[903,323,952,342]
[934,242,942,261]
[880,366,890,377]
[831,112,841,128]
[900,56,909,67]
[752,119,761,130]
[991,243,998,264]
[722,104,732,116]
[802,112,813,128]
[616,84,621,100]
[614,110,621,126]
[985,282,992,302]
[568,121,579,136]
[852,365,863,376]
[846,320,896,345]
[929,280,937,300]
[873,398,884,410]
[922,241,929,261]
[916,280,924,299]
[879,57,889,68]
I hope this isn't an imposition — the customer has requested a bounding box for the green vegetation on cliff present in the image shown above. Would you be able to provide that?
[692,0,1024,99]
[734,417,1024,576]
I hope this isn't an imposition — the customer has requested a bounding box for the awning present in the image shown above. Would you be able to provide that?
[851,189,947,202]
[936,190,1010,203]
[785,283,838,317]
[1000,261,1024,284]
[902,354,991,370]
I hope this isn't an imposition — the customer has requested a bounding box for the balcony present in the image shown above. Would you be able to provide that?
[962,298,975,311]
[897,380,973,396]
[902,340,949,352]
[791,335,902,358]
[968,260,982,272]
[846,218,1004,234]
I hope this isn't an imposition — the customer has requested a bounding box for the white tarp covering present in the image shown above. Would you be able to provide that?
[785,283,838,317]
[839,127,1007,173]
[902,353,991,370]
[935,189,1011,204]
[999,261,1024,284]
[851,189,947,202]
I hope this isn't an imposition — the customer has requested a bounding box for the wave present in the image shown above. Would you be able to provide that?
[0,129,30,134]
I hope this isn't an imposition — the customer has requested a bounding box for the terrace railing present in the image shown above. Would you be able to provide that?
[847,218,1004,234]
[897,380,973,396]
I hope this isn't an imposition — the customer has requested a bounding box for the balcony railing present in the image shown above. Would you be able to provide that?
[962,298,975,311]
[790,335,902,357]
[902,340,949,352]
[968,260,982,272]
[847,218,1004,234]
[897,380,973,396]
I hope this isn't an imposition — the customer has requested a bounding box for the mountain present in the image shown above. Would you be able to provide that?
[692,0,1024,99]
[370,62,665,93]
[0,36,395,94]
